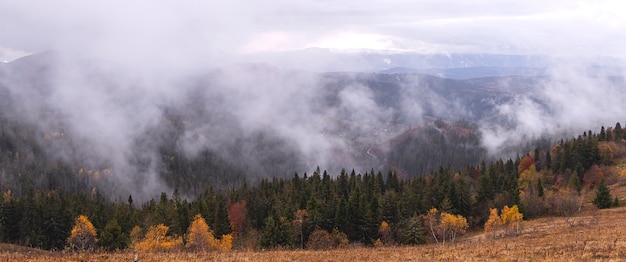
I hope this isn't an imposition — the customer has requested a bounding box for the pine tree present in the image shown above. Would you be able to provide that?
[545,150,552,170]
[592,178,613,209]
[615,122,624,142]
[599,126,606,141]
[401,214,425,245]
[100,219,127,251]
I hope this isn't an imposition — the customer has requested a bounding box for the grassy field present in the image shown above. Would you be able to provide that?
[3,185,626,261]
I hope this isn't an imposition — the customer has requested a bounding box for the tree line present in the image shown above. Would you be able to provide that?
[0,122,624,251]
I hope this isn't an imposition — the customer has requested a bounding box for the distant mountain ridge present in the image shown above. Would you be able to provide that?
[380,66,547,80]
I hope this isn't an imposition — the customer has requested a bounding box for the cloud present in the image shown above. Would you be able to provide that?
[479,57,626,156]
[2,0,626,62]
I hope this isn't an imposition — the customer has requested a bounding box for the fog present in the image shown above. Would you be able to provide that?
[480,58,626,156]
[1,1,626,201]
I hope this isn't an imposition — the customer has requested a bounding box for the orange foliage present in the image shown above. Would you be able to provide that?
[518,155,535,175]
[484,208,502,239]
[66,215,98,252]
[134,224,183,252]
[185,214,233,252]
[186,214,215,252]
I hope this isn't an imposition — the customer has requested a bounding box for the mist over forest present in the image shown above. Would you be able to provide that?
[1,50,625,201]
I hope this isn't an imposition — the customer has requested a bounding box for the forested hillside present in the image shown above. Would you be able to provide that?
[1,123,624,251]
[0,52,547,202]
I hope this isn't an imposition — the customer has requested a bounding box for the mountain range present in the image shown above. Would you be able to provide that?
[0,50,624,200]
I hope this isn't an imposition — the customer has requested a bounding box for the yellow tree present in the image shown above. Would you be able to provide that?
[215,234,233,252]
[440,212,468,244]
[484,208,502,239]
[186,214,216,251]
[67,215,98,252]
[501,205,523,236]
[135,224,183,252]
[185,214,233,252]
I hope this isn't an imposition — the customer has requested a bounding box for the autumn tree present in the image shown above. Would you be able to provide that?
[518,155,535,176]
[439,212,468,244]
[134,224,183,252]
[501,205,523,236]
[227,200,248,239]
[66,215,97,252]
[186,214,215,252]
[484,208,502,239]
[185,214,233,252]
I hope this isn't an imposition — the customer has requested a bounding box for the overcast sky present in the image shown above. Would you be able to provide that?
[1,0,625,63]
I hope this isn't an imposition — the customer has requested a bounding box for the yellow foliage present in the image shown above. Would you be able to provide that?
[215,234,233,252]
[484,208,502,239]
[135,224,182,252]
[379,221,389,232]
[186,214,215,251]
[185,214,232,252]
[439,212,469,244]
[501,205,523,236]
[67,215,98,252]
[440,213,468,233]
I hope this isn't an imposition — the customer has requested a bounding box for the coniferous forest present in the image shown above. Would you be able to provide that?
[1,121,625,251]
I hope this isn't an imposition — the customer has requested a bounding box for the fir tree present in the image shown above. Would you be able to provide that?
[592,178,613,209]
[615,122,624,142]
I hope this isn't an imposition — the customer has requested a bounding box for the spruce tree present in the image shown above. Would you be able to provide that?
[616,122,624,142]
[599,126,606,141]
[592,178,613,209]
